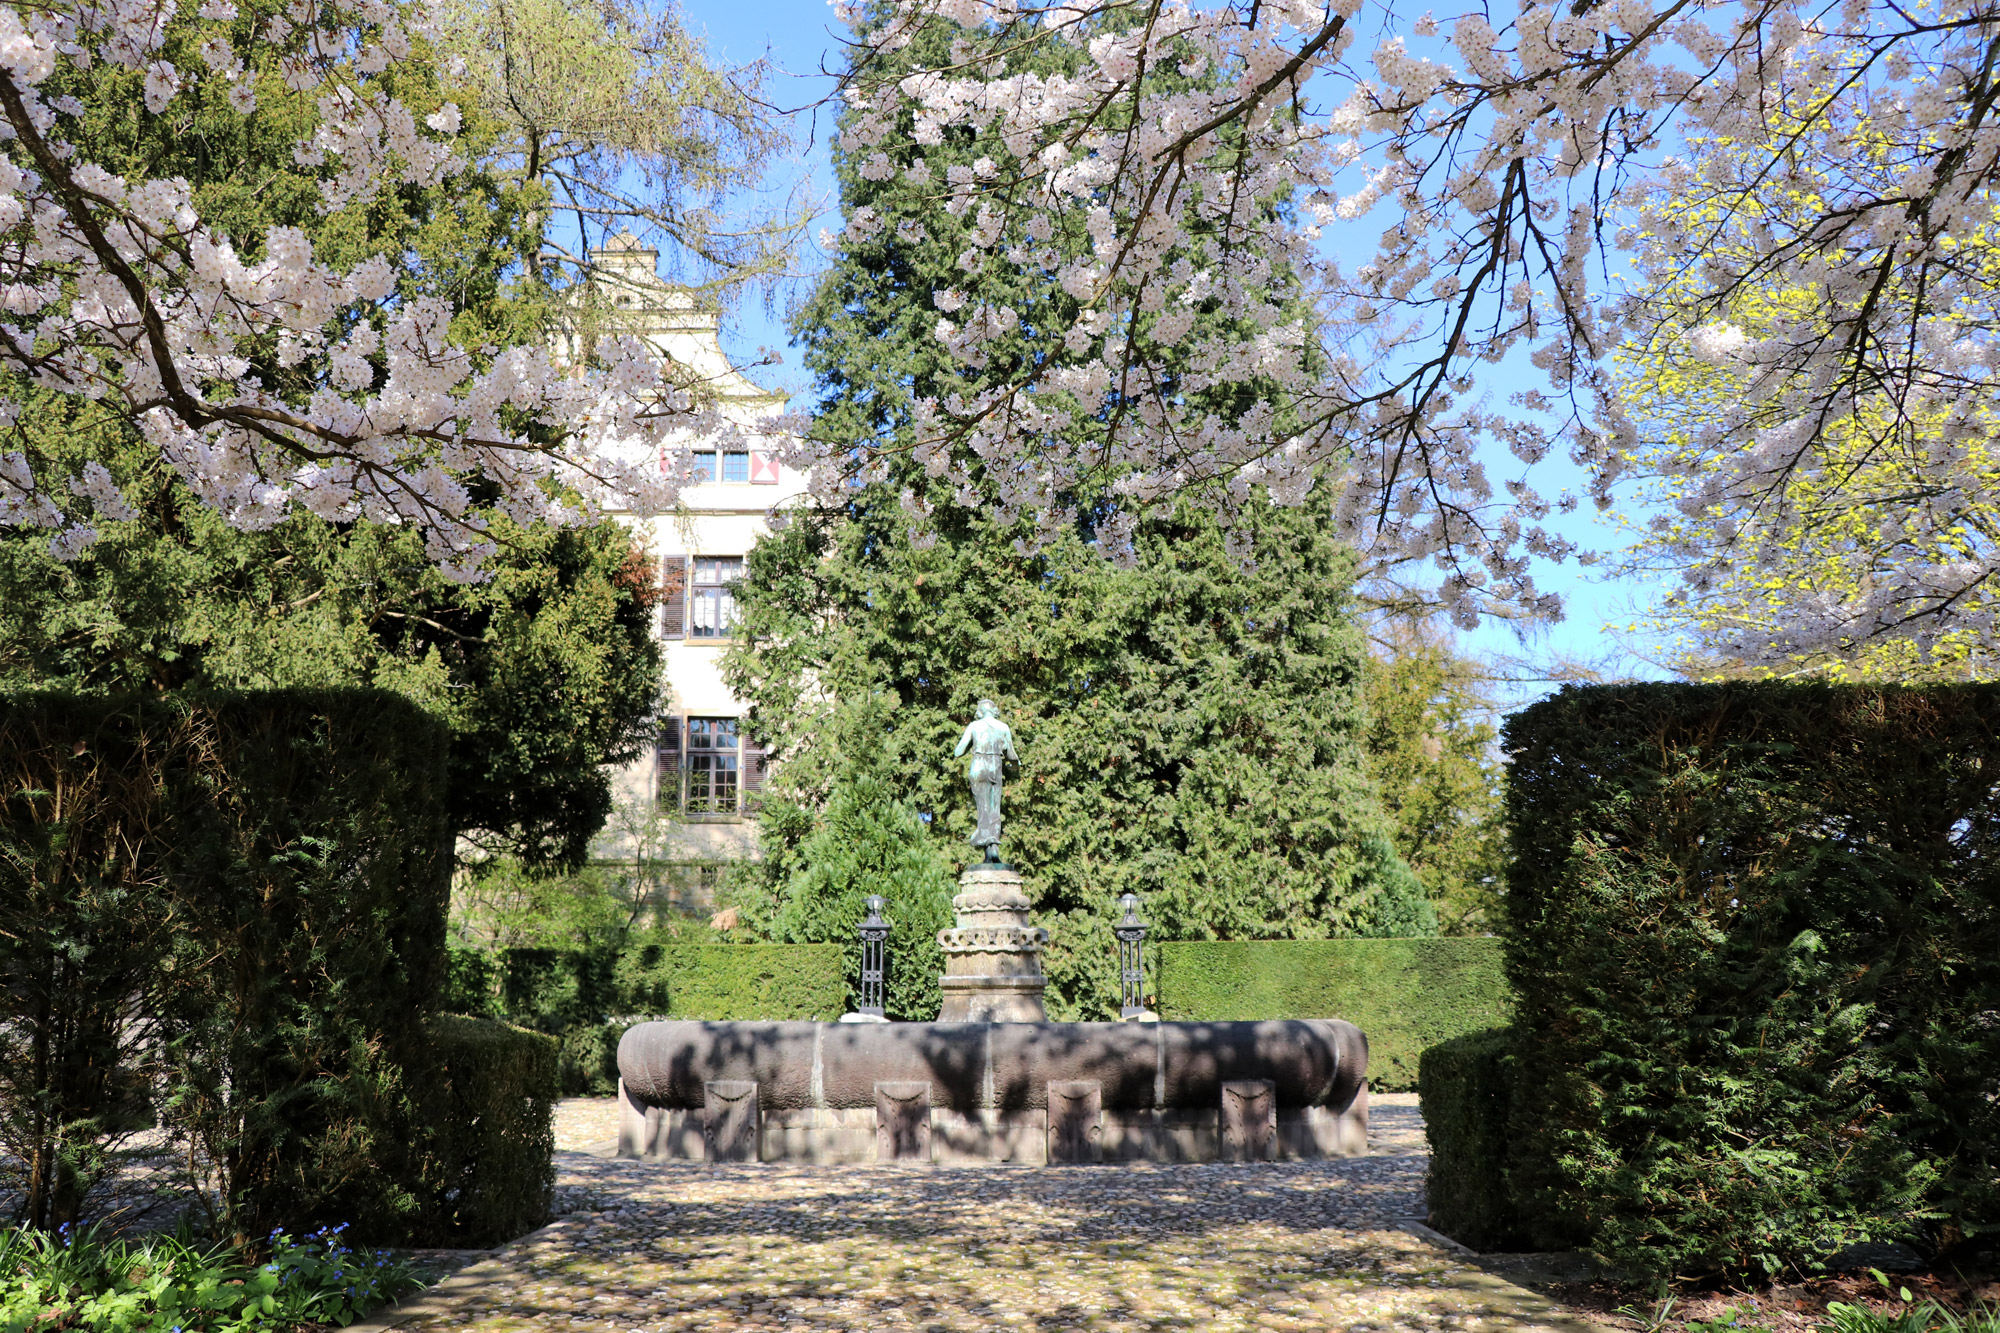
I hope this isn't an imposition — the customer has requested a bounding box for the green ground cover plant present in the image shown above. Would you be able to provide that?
[1432,683,2000,1278]
[1157,939,1511,1091]
[0,1223,422,1333]
[1813,1274,2000,1333]
[1820,1301,2000,1333]
[1616,1277,2000,1333]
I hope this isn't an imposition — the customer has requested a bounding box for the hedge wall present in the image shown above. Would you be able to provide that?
[617,941,852,1019]
[1418,1028,1519,1251]
[1477,682,2000,1278]
[1154,938,1511,1090]
[0,691,478,1243]
[448,940,847,1095]
[405,1017,558,1246]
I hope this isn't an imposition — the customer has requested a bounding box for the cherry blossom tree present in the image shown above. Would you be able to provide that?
[0,0,755,578]
[817,0,2000,652]
[1611,109,2000,678]
[7,0,2000,657]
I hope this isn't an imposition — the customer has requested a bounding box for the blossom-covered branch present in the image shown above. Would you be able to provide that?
[831,0,2000,646]
[0,0,756,576]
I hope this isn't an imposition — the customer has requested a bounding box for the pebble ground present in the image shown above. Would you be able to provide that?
[391,1095,1596,1333]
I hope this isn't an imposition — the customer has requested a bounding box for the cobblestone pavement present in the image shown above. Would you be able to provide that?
[555,1098,625,1152]
[390,1094,1597,1333]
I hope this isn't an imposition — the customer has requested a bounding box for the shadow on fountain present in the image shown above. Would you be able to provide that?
[614,1017,1370,1165]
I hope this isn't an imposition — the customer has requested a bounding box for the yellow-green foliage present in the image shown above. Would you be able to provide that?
[1362,632,1507,933]
[1615,117,2000,680]
[1155,939,1512,1091]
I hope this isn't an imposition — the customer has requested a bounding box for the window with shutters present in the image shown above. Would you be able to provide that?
[686,717,739,814]
[741,733,766,810]
[689,449,752,483]
[689,556,742,639]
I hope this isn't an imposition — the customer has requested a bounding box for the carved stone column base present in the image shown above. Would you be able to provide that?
[936,862,1048,1021]
[938,974,1049,1022]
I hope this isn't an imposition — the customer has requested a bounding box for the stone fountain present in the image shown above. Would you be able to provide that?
[614,701,1371,1164]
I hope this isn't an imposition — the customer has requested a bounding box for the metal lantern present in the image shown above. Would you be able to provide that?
[857,895,890,1018]
[1114,893,1149,1019]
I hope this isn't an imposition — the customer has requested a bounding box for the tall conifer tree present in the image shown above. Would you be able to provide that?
[726,12,1431,1019]
[774,696,957,1020]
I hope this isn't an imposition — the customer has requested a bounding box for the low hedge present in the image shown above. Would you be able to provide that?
[1418,1027,1520,1250]
[1493,683,2000,1278]
[616,941,851,1020]
[448,940,847,1095]
[405,1016,558,1246]
[1154,938,1511,1090]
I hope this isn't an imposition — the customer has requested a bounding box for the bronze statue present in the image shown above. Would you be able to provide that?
[953,699,1018,857]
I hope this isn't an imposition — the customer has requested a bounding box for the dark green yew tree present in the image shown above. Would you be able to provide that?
[727,12,1429,1018]
[732,494,1433,1019]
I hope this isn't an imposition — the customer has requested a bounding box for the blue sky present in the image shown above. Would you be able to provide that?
[679,0,1672,705]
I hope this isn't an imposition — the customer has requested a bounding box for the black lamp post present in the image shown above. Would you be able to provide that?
[857,895,889,1018]
[1115,893,1148,1019]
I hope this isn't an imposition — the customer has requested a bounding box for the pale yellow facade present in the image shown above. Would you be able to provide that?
[572,237,808,866]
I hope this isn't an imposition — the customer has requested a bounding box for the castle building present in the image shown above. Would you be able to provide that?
[567,235,808,874]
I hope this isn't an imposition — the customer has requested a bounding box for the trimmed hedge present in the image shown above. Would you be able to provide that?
[1482,683,2000,1278]
[1418,1028,1519,1250]
[1154,938,1511,1091]
[406,1016,558,1246]
[616,941,851,1019]
[0,691,453,1240]
[448,940,848,1095]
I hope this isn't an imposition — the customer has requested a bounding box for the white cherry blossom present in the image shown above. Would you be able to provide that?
[0,0,750,575]
[826,0,2000,650]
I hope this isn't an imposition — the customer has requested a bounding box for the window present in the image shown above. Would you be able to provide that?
[690,556,742,638]
[686,717,739,814]
[689,449,751,483]
[657,715,763,816]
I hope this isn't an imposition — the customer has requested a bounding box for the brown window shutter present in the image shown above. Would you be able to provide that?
[659,556,687,639]
[741,733,767,807]
[656,715,683,804]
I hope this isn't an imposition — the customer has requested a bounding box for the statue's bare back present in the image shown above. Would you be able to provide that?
[953,700,1018,856]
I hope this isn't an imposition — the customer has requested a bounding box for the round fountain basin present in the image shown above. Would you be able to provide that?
[615,1018,1370,1164]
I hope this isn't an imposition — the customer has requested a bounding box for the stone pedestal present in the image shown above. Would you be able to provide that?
[937,863,1048,1022]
